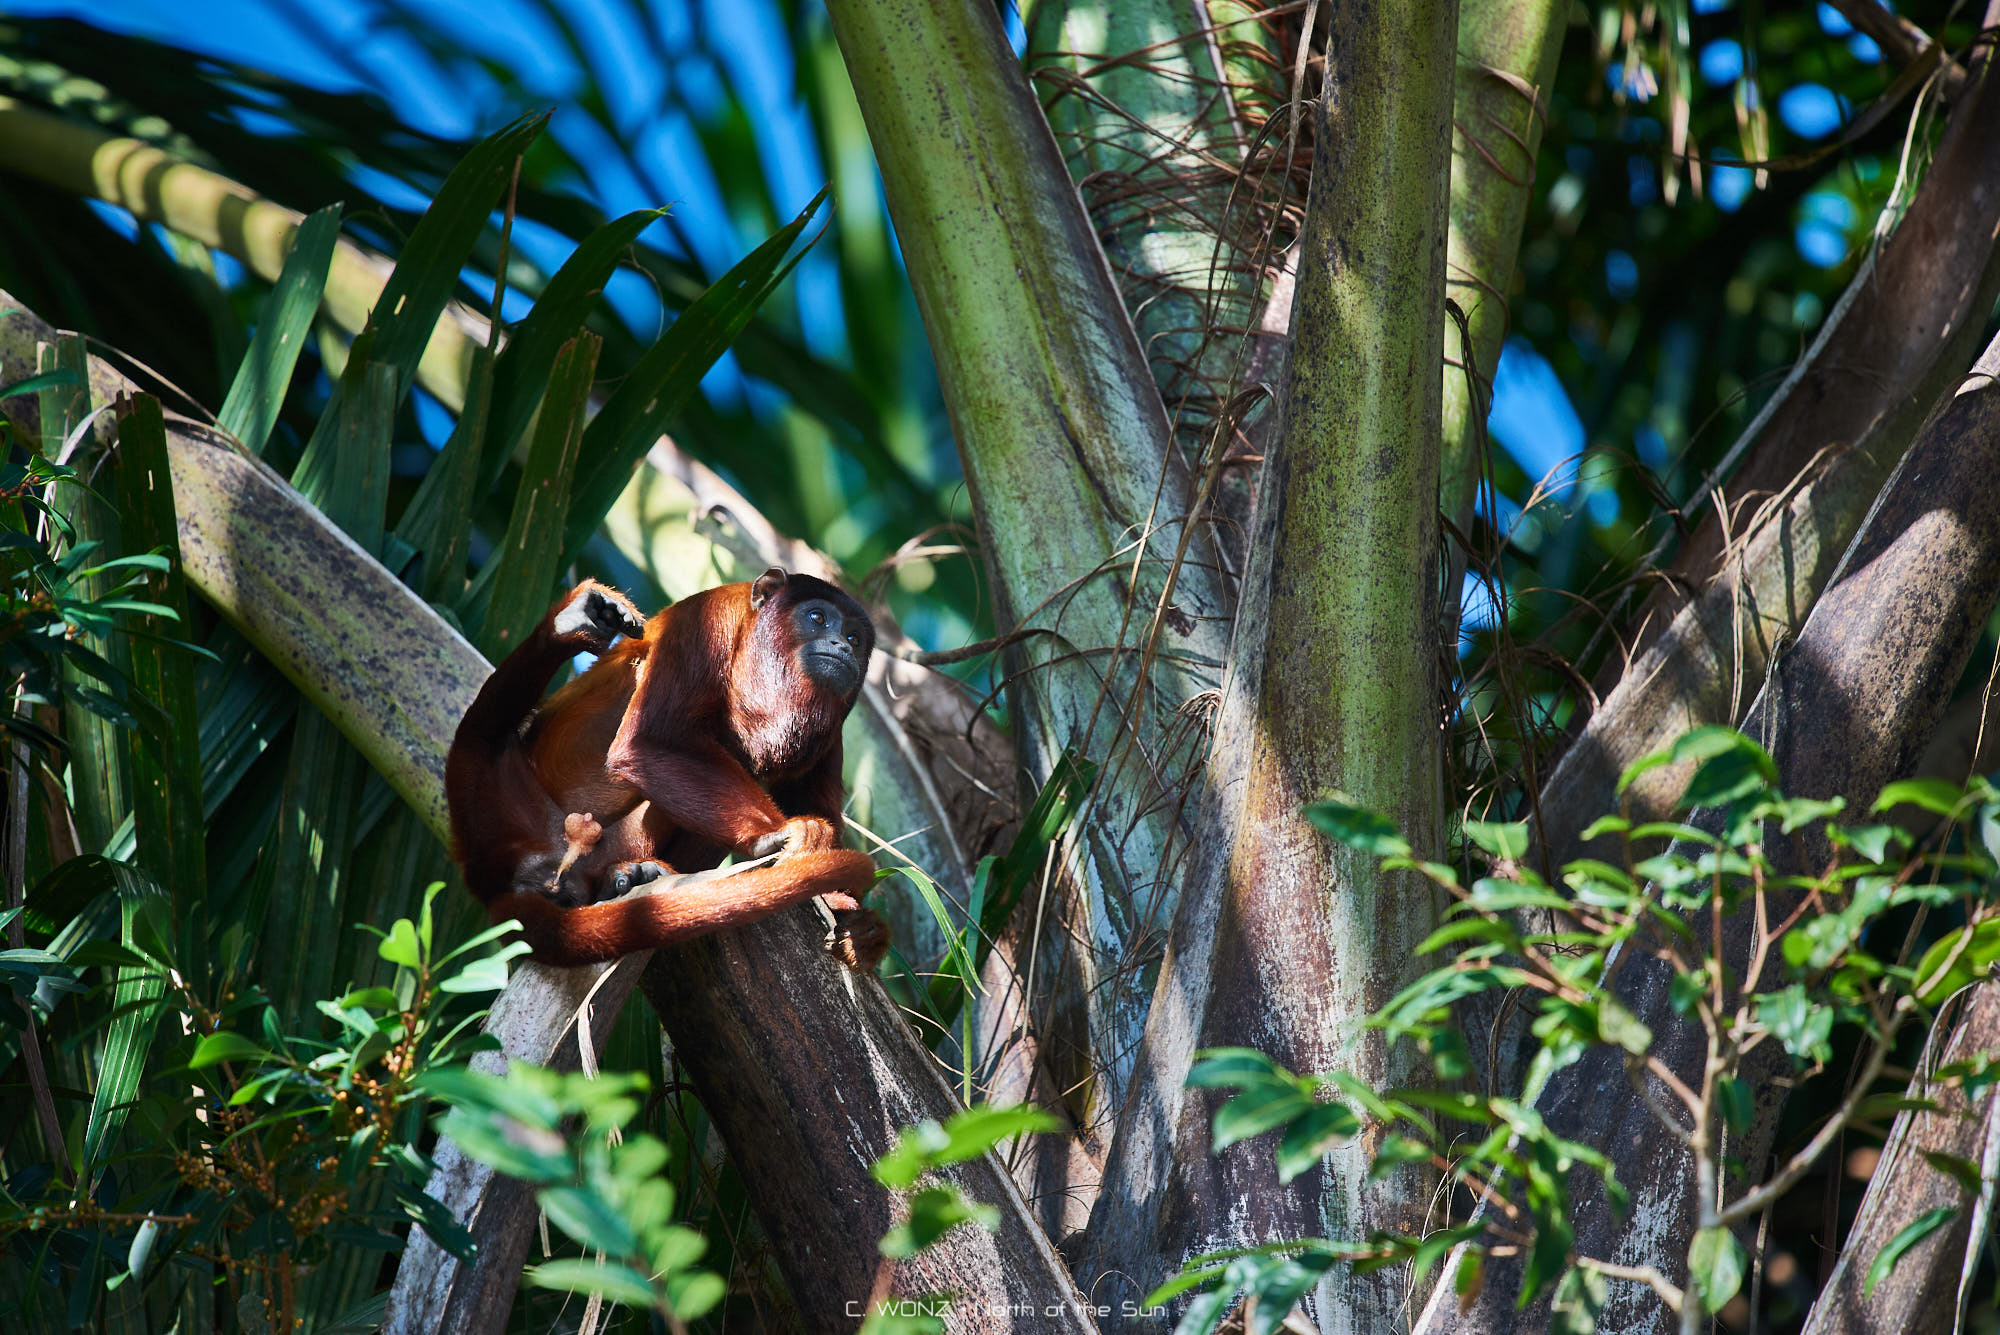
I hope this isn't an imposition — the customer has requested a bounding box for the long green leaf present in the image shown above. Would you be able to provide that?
[112,396,209,981]
[469,331,599,656]
[395,343,493,604]
[217,203,342,455]
[46,336,129,855]
[257,354,396,1017]
[481,207,666,487]
[367,112,545,397]
[77,861,168,1184]
[561,189,827,566]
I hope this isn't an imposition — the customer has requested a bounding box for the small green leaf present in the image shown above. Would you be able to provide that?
[1922,1151,1982,1193]
[1914,920,2000,1005]
[1462,820,1530,860]
[878,1185,997,1259]
[1676,727,1776,810]
[1212,1084,1315,1152]
[666,1269,726,1319]
[1276,1101,1360,1182]
[538,1186,638,1258]
[1578,815,1631,842]
[1549,1264,1608,1335]
[1688,1226,1746,1313]
[1837,824,1901,863]
[126,1218,158,1281]
[1864,1206,1956,1297]
[438,955,513,994]
[932,1103,1061,1165]
[1716,1076,1753,1136]
[1188,1048,1289,1089]
[1304,800,1411,857]
[378,919,422,969]
[523,1259,658,1308]
[1873,779,1966,818]
[1756,986,1834,1064]
[189,1032,273,1069]
[1596,997,1652,1055]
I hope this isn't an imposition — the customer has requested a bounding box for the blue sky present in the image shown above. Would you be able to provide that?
[23,0,1609,637]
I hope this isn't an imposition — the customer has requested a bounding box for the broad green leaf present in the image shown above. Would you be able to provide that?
[1688,1226,1746,1313]
[1755,986,1835,1064]
[190,1032,274,1069]
[1838,824,1901,863]
[932,1103,1061,1163]
[1462,819,1529,860]
[1305,799,1411,857]
[1549,1265,1608,1335]
[1677,726,1776,808]
[379,918,423,969]
[1873,778,1966,818]
[1913,920,2000,1005]
[1922,1151,1982,1192]
[871,1103,1057,1188]
[1596,997,1652,1056]
[523,1258,658,1308]
[437,1109,570,1183]
[538,1185,638,1257]
[1716,1076,1753,1136]
[666,1270,726,1319]
[1187,1048,1290,1089]
[1212,1083,1315,1152]
[1276,1101,1360,1182]
[437,954,514,994]
[1577,815,1630,842]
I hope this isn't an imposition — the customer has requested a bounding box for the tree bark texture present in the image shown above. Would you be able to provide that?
[1418,328,2000,1335]
[1080,0,1461,1326]
[826,0,1236,1143]
[1800,981,2000,1335]
[642,908,1100,1334]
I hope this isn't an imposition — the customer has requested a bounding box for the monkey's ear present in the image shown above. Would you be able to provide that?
[750,567,789,609]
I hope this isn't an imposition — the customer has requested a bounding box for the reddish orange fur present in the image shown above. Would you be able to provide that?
[444,572,883,967]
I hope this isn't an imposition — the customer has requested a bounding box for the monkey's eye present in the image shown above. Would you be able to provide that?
[808,608,825,625]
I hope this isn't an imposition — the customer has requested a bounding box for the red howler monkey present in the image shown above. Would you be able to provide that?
[444,569,887,969]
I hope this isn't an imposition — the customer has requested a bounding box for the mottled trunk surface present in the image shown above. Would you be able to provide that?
[1419,331,2000,1335]
[1079,0,1460,1326]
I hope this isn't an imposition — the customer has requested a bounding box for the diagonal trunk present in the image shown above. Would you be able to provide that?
[1542,3,2000,873]
[1797,979,2000,1335]
[1418,325,2000,1335]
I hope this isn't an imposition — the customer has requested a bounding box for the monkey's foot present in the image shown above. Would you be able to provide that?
[554,579,646,650]
[826,905,890,973]
[749,815,838,859]
[605,859,671,897]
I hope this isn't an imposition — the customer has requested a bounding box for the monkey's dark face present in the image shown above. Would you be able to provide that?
[788,595,872,697]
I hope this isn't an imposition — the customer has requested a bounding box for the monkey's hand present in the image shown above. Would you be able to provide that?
[551,579,646,652]
[826,904,890,973]
[748,815,838,859]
